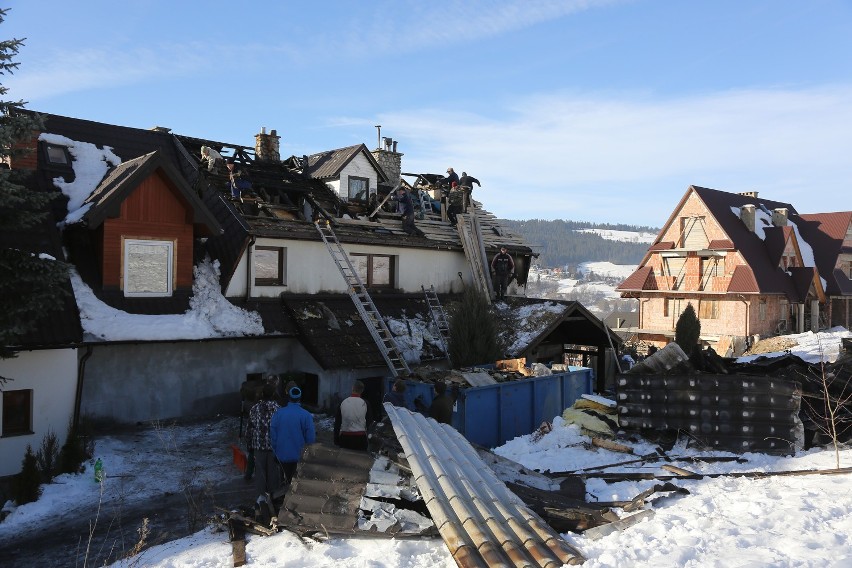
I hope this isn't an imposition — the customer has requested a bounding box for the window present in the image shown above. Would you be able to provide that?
[700,257,720,290]
[665,298,684,319]
[123,239,174,297]
[759,298,767,321]
[348,177,370,200]
[254,246,286,286]
[2,389,33,437]
[699,299,719,319]
[681,216,708,249]
[44,143,70,165]
[350,253,395,288]
[663,257,686,289]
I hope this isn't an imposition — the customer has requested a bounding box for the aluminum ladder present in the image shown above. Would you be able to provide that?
[314,220,411,377]
[422,285,451,361]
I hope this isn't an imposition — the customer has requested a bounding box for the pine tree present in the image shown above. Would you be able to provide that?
[0,8,70,362]
[448,287,501,367]
[675,302,701,356]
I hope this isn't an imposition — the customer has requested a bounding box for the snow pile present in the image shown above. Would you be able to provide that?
[386,315,445,365]
[39,132,122,225]
[500,301,566,355]
[737,327,852,364]
[72,258,264,341]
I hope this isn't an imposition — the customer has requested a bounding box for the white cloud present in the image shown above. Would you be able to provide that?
[371,84,852,223]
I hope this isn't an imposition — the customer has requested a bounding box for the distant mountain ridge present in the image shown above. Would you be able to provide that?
[501,219,659,268]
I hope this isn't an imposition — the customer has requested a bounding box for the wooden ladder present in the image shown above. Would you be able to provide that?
[314,220,411,377]
[457,213,493,303]
[422,285,451,361]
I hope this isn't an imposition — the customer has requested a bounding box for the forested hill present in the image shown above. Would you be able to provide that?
[500,219,659,267]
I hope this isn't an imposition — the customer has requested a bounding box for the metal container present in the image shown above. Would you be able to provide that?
[387,367,594,448]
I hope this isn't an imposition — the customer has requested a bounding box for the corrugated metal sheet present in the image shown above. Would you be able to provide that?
[385,404,584,567]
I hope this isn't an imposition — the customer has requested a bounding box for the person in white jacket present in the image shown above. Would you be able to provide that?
[200,145,223,172]
[334,380,374,451]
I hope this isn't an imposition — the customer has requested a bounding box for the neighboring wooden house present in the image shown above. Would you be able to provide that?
[617,186,852,356]
[6,111,535,426]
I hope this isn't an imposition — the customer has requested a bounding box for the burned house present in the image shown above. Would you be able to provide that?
[0,110,538,471]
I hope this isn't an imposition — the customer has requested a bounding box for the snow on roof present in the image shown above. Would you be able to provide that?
[39,132,122,225]
[731,204,826,290]
[71,258,264,341]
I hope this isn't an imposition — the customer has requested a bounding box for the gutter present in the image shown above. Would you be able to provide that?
[73,345,94,434]
[245,236,256,301]
[736,294,750,337]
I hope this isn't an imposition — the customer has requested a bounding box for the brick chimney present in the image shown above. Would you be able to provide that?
[740,204,756,232]
[772,208,788,227]
[255,127,281,162]
[371,136,403,188]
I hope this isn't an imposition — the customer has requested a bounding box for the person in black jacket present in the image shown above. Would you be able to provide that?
[397,187,417,235]
[490,245,515,301]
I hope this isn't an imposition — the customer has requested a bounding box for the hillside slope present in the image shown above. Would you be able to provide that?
[501,219,659,267]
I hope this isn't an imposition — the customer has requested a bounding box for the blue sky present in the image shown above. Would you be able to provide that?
[4,0,852,226]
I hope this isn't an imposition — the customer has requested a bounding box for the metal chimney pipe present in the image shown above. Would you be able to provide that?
[375,125,381,149]
[392,140,398,153]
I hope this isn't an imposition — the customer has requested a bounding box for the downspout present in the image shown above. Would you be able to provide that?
[736,294,750,342]
[245,237,256,301]
[73,345,94,434]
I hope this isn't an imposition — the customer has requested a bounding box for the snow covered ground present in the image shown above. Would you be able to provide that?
[575,229,657,244]
[2,332,851,567]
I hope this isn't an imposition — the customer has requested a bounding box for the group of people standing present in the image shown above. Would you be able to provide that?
[244,376,461,506]
[244,377,315,504]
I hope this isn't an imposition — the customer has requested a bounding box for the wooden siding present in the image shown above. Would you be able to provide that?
[100,171,194,290]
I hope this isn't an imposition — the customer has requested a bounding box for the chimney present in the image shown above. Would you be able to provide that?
[371,134,403,189]
[741,204,756,232]
[150,126,171,133]
[739,190,759,199]
[772,208,788,227]
[255,127,281,162]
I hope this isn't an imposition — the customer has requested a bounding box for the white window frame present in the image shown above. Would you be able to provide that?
[123,238,174,297]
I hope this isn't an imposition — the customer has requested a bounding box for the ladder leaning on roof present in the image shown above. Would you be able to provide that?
[456,213,493,304]
[314,220,411,377]
[422,285,451,362]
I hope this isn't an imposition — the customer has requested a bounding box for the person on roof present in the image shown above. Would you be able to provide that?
[225,158,252,202]
[200,145,223,172]
[397,187,418,235]
[447,183,466,226]
[441,167,460,189]
[490,245,515,301]
[459,172,480,192]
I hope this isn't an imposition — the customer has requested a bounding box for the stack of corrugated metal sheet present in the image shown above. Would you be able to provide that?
[616,374,801,453]
[385,404,585,567]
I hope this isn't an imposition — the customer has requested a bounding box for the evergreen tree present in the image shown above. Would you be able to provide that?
[12,444,41,505]
[448,287,501,367]
[675,302,701,356]
[0,8,69,362]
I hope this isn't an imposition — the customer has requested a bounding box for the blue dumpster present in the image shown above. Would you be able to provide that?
[386,367,594,448]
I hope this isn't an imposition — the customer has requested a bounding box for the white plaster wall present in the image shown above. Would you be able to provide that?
[340,152,379,199]
[236,238,472,297]
[326,180,341,198]
[225,253,249,297]
[0,348,78,477]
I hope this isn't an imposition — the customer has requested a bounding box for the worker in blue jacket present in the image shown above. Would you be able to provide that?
[270,386,316,484]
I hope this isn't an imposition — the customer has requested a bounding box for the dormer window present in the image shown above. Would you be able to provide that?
[44,143,71,165]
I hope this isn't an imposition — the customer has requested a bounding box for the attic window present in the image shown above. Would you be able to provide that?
[348,176,370,201]
[2,389,33,437]
[254,246,286,286]
[44,143,70,165]
[123,238,174,297]
[350,253,395,288]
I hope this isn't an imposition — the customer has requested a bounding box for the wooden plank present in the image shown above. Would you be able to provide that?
[591,438,634,454]
[583,510,655,541]
[661,464,697,477]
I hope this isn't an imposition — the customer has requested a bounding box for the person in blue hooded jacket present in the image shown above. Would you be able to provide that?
[270,386,316,484]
